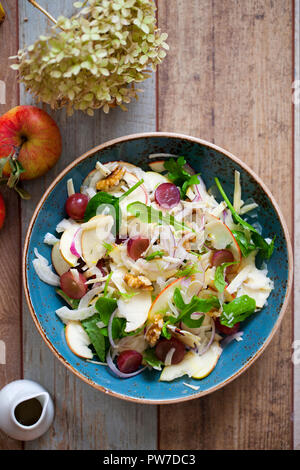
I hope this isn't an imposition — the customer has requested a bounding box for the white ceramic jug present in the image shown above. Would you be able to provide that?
[0,379,54,441]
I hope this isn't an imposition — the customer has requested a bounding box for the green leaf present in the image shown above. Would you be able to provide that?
[119,292,138,300]
[84,179,144,235]
[220,295,256,328]
[56,289,80,310]
[170,288,220,327]
[161,321,172,339]
[95,296,117,325]
[251,233,275,261]
[103,271,113,297]
[145,250,165,261]
[164,157,200,198]
[103,241,113,254]
[173,287,186,310]
[82,314,107,362]
[214,261,237,293]
[127,201,195,233]
[175,263,201,278]
[143,348,163,370]
[215,177,275,261]
[232,230,256,257]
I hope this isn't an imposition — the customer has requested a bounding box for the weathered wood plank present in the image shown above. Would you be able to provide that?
[294,0,300,450]
[158,0,293,450]
[18,0,157,450]
[0,0,22,451]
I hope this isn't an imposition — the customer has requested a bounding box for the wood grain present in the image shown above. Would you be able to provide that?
[18,0,157,450]
[157,0,293,450]
[0,0,22,451]
[294,0,300,450]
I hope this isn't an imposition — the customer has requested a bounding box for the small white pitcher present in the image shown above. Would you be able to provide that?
[0,379,54,441]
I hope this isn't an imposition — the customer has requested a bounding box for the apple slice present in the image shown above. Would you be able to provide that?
[148,160,166,173]
[159,341,222,382]
[148,278,184,322]
[81,214,114,267]
[117,291,152,332]
[205,214,241,263]
[59,225,80,267]
[143,171,170,193]
[51,242,70,276]
[65,320,93,359]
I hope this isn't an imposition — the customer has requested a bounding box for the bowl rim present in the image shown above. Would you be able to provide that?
[23,131,293,404]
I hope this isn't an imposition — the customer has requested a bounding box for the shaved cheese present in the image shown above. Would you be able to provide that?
[56,218,78,234]
[111,267,128,293]
[43,232,59,246]
[32,248,60,286]
[67,178,75,197]
[239,202,258,215]
[227,265,252,294]
[183,382,200,391]
[233,170,243,213]
[96,161,111,177]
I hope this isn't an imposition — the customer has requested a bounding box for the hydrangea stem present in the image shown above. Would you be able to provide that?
[27,0,58,26]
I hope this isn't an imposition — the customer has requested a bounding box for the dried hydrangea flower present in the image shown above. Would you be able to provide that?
[11,0,168,115]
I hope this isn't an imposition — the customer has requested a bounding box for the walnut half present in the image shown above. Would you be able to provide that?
[96,166,125,191]
[145,314,164,347]
[124,273,153,291]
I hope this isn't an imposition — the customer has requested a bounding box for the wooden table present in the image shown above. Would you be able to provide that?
[0,0,297,450]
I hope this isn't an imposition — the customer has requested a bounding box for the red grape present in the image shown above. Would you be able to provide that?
[65,193,88,220]
[155,337,185,365]
[60,270,88,299]
[215,318,240,335]
[117,350,143,374]
[154,183,180,209]
[127,236,150,261]
[212,249,234,266]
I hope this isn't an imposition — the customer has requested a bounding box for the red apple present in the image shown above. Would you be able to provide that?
[0,105,62,180]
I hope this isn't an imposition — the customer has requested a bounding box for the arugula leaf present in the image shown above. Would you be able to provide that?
[56,289,80,310]
[143,348,163,370]
[220,295,256,327]
[215,177,275,260]
[232,230,256,257]
[175,263,201,278]
[173,288,186,310]
[145,250,165,261]
[164,157,200,198]
[95,296,117,325]
[82,314,107,362]
[84,179,144,234]
[251,232,276,261]
[127,201,194,233]
[171,289,220,327]
[161,321,172,339]
[214,262,237,293]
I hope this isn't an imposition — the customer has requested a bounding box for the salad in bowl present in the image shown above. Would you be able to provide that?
[32,155,275,383]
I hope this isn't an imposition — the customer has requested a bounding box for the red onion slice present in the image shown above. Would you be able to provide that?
[108,309,118,349]
[70,227,82,258]
[106,349,147,379]
[197,318,215,356]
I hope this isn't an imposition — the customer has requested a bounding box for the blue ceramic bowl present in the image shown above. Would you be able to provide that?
[23,133,293,404]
